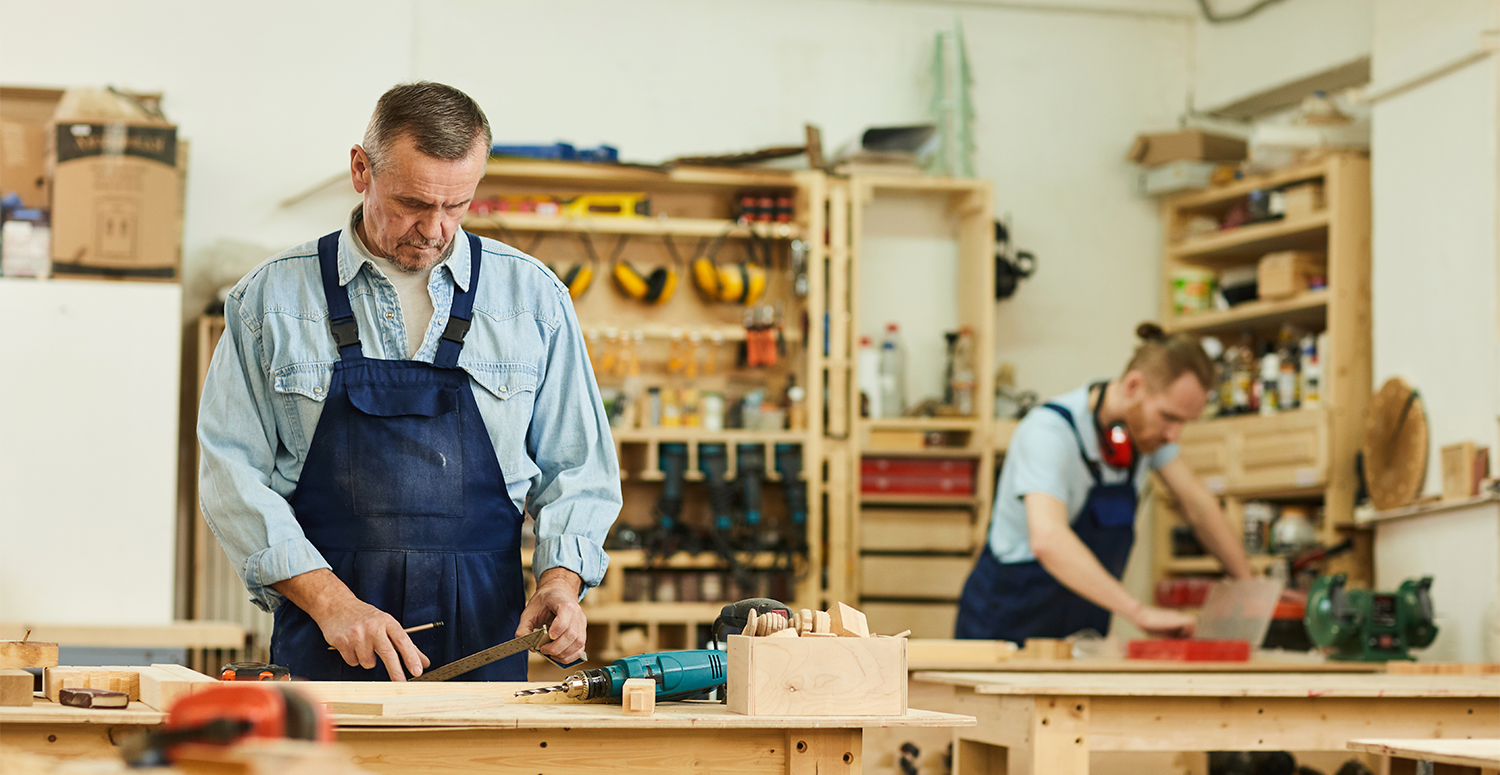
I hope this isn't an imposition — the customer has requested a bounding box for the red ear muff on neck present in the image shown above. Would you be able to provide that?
[1101,423,1134,469]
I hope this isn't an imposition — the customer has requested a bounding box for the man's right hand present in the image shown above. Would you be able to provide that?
[1130,605,1197,638]
[272,569,429,682]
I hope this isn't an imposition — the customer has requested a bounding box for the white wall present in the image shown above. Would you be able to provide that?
[1370,0,1500,496]
[1191,0,1372,110]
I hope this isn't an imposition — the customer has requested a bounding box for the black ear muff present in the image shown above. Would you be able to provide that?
[645,267,670,303]
[560,264,581,286]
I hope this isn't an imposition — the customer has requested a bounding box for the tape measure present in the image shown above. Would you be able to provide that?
[219,662,291,681]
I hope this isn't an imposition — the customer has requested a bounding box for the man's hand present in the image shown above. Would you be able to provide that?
[1130,604,1197,638]
[516,567,587,664]
[272,569,429,682]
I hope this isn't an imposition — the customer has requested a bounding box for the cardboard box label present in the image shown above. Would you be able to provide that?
[56,123,177,166]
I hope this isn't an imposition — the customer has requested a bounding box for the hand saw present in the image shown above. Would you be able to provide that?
[411,624,583,682]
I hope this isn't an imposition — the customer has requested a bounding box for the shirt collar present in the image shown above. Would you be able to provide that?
[338,206,472,292]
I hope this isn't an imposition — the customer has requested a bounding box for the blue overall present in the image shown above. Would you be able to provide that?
[270,231,527,681]
[954,403,1139,641]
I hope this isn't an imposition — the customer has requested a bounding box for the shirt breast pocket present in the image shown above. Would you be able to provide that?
[466,363,539,478]
[271,362,334,456]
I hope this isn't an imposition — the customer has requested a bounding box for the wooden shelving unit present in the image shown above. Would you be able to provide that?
[835,174,997,639]
[1151,153,1373,592]
[467,160,833,652]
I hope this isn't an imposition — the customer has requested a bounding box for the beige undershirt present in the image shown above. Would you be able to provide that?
[351,208,435,359]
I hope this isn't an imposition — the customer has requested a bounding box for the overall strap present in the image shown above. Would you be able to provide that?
[1041,403,1103,485]
[317,231,364,362]
[434,232,482,369]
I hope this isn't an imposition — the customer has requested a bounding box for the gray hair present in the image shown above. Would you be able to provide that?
[363,81,492,176]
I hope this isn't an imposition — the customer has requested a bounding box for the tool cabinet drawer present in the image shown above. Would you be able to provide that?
[860,556,972,600]
[1231,408,1328,491]
[1178,423,1230,493]
[861,601,958,640]
[860,509,974,553]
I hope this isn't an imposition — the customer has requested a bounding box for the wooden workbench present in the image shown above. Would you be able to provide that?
[0,681,973,775]
[912,671,1499,775]
[1348,739,1500,775]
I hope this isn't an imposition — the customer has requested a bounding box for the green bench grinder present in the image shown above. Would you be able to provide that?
[1305,573,1438,661]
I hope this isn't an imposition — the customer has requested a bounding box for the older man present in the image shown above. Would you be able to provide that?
[199,82,619,681]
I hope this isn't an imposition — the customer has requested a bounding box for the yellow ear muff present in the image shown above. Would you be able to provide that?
[549,263,592,300]
[612,261,650,299]
[740,262,766,305]
[691,256,721,300]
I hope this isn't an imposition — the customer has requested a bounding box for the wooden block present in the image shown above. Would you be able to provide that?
[139,663,216,711]
[812,610,831,634]
[0,668,33,706]
[1020,638,1073,660]
[726,634,906,716]
[907,639,1018,665]
[621,677,655,717]
[323,693,495,716]
[829,602,869,638]
[0,640,58,669]
[59,687,129,709]
[798,609,813,635]
[866,430,926,451]
[767,627,799,638]
[43,666,142,702]
[802,632,837,637]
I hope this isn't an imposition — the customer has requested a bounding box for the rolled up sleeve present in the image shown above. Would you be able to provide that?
[197,293,329,612]
[525,285,621,595]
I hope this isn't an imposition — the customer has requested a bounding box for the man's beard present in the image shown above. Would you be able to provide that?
[388,234,455,273]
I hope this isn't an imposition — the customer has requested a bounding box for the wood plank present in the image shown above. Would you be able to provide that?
[323,694,498,716]
[0,621,244,648]
[907,656,1379,672]
[137,663,215,711]
[860,508,974,552]
[1169,212,1330,261]
[1348,739,1500,769]
[465,212,802,240]
[914,671,1500,697]
[1032,695,1090,774]
[621,678,655,717]
[1386,662,1500,675]
[0,668,33,706]
[1162,290,1329,335]
[788,728,861,775]
[0,641,58,669]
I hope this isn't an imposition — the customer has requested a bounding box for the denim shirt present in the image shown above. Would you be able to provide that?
[198,217,620,613]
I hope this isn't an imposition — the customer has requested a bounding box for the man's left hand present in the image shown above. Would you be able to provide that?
[516,567,587,664]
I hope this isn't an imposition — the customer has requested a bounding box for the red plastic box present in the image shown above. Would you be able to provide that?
[1126,638,1251,662]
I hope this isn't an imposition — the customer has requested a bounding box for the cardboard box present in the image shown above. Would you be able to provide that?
[0,86,63,208]
[1127,130,1247,168]
[1256,250,1326,300]
[49,88,183,280]
[727,634,906,716]
[1282,182,1325,220]
[1441,442,1490,500]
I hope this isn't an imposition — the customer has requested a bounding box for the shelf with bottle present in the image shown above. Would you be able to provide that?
[1169,211,1330,261]
[465,212,804,240]
[1198,324,1329,422]
[1164,290,1328,336]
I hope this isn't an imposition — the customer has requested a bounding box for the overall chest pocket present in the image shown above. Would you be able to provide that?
[344,373,468,520]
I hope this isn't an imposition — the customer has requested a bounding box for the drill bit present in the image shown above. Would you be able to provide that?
[514,684,567,696]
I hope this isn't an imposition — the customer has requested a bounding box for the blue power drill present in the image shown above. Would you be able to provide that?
[512,650,728,702]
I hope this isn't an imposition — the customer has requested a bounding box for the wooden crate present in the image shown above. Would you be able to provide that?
[860,509,973,553]
[863,602,958,640]
[859,556,972,599]
[726,634,905,716]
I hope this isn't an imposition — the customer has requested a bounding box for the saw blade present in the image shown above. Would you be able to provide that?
[411,625,551,682]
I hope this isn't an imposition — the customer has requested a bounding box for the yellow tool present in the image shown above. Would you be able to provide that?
[564,193,649,219]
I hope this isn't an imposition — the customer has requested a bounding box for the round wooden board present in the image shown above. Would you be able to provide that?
[1363,377,1428,510]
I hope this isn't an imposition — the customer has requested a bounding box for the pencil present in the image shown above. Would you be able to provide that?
[327,621,444,650]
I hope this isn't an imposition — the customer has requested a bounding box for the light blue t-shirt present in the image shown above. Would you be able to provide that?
[986,383,1179,563]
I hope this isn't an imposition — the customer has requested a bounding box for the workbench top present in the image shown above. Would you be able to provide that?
[1347,738,1500,768]
[0,682,973,730]
[906,658,1383,672]
[913,671,1500,698]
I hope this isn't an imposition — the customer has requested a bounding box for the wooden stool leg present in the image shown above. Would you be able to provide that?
[787,729,859,775]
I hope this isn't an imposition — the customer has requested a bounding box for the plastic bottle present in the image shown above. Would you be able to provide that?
[1231,330,1256,415]
[951,326,976,417]
[1200,336,1224,419]
[857,336,881,419]
[1258,344,1280,416]
[1277,329,1299,410]
[878,323,905,418]
[1299,335,1322,409]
